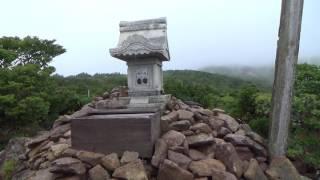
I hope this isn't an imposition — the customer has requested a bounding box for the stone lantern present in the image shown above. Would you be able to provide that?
[110,17,170,97]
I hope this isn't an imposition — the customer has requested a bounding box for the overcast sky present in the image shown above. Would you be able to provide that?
[1,0,319,75]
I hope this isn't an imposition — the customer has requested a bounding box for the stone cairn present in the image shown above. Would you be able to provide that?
[0,87,306,180]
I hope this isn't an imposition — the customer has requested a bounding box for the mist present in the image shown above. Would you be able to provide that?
[1,0,319,75]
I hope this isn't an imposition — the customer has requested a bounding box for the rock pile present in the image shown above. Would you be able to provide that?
[0,88,308,180]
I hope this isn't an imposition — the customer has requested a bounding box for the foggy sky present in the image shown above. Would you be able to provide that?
[1,0,319,75]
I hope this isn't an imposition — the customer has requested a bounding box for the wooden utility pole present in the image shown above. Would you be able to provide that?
[269,0,304,157]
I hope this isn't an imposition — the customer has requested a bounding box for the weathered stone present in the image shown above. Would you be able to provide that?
[194,111,207,121]
[70,104,94,118]
[211,168,237,180]
[244,159,267,180]
[169,120,191,131]
[51,144,70,157]
[186,133,214,147]
[212,130,218,137]
[168,150,191,169]
[177,110,194,121]
[161,111,179,122]
[259,162,268,172]
[2,137,28,167]
[26,132,50,148]
[94,96,104,101]
[101,153,120,172]
[300,175,312,180]
[157,159,193,180]
[256,156,267,163]
[28,168,55,180]
[60,148,78,158]
[39,161,51,169]
[63,130,71,138]
[200,109,213,117]
[33,157,45,169]
[234,129,246,136]
[76,151,104,166]
[89,165,110,180]
[11,169,36,180]
[266,157,301,180]
[195,178,208,180]
[235,147,254,162]
[50,157,86,175]
[208,118,225,131]
[95,99,126,109]
[182,130,195,136]
[120,151,139,165]
[168,139,189,155]
[224,134,267,157]
[38,141,54,153]
[246,131,265,146]
[239,124,252,133]
[161,111,179,133]
[50,123,71,141]
[56,175,85,180]
[58,138,70,145]
[212,108,225,116]
[217,127,232,138]
[215,142,243,178]
[53,115,72,129]
[176,100,189,110]
[112,160,148,180]
[216,114,239,132]
[102,91,110,99]
[188,149,206,161]
[151,139,168,167]
[162,130,186,147]
[189,159,226,177]
[190,123,212,134]
[46,151,55,161]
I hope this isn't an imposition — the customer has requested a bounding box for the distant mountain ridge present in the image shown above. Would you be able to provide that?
[199,57,320,89]
[199,65,274,89]
[164,70,252,90]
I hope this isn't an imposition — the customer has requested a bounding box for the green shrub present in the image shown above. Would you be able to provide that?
[1,160,16,180]
[249,117,269,138]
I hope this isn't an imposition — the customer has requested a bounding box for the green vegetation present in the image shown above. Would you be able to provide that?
[202,63,320,169]
[1,160,16,180]
[0,36,319,170]
[200,65,274,89]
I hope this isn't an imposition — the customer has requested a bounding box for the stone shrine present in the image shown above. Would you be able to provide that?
[71,18,170,157]
[110,17,170,97]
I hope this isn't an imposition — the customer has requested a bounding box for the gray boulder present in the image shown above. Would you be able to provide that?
[100,153,120,172]
[168,150,191,169]
[50,157,86,175]
[186,133,214,147]
[88,165,110,180]
[244,159,267,180]
[162,130,186,147]
[157,159,193,180]
[151,139,168,167]
[112,160,148,180]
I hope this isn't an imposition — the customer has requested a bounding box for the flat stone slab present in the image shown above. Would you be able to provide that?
[71,110,160,157]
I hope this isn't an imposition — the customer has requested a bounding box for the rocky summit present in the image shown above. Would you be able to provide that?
[0,88,310,180]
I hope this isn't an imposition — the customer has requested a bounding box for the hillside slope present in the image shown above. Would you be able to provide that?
[164,70,252,91]
[0,90,306,180]
[199,65,274,90]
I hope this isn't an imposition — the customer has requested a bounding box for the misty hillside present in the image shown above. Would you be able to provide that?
[164,70,253,90]
[200,65,274,89]
[200,57,320,89]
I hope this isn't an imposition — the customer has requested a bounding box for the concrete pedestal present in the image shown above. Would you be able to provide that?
[71,109,160,157]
